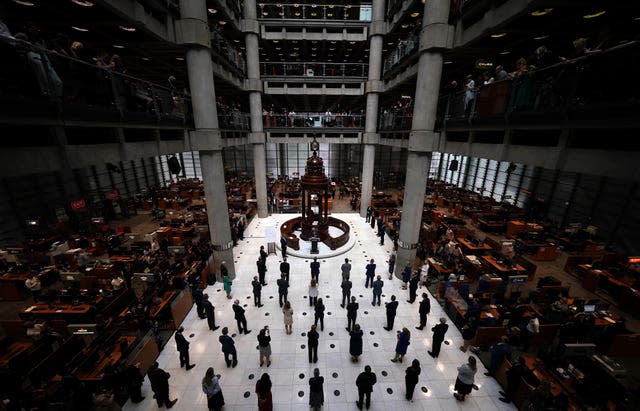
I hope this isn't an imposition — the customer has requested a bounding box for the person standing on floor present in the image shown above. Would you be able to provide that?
[255,373,273,411]
[340,276,352,308]
[308,278,319,306]
[454,356,477,401]
[307,324,319,363]
[148,361,177,408]
[364,259,376,288]
[280,236,287,259]
[371,275,383,306]
[405,359,421,402]
[365,205,372,223]
[314,297,325,331]
[218,327,237,368]
[257,326,272,367]
[259,245,268,263]
[416,293,431,330]
[282,301,293,334]
[355,365,377,410]
[203,294,220,331]
[174,326,195,370]
[460,323,476,352]
[122,362,145,403]
[308,367,324,411]
[485,335,511,377]
[222,273,232,299]
[391,327,411,363]
[219,261,228,282]
[257,257,267,286]
[280,257,290,283]
[192,286,206,319]
[407,272,419,303]
[277,274,289,307]
[401,261,412,290]
[370,211,376,229]
[378,224,385,245]
[349,324,363,362]
[310,257,320,282]
[346,296,359,331]
[428,317,449,358]
[232,300,251,335]
[341,258,352,281]
[202,367,225,411]
[388,254,396,280]
[252,276,263,307]
[383,295,398,330]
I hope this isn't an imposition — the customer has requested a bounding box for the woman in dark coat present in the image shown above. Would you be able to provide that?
[405,359,421,401]
[391,327,411,363]
[308,367,324,411]
[255,373,273,411]
[349,324,364,362]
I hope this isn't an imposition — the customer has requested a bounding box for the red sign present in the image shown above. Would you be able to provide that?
[106,189,120,201]
[70,199,86,211]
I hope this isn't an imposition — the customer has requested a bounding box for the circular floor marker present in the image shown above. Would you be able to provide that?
[359,295,363,298]
[216,289,221,292]
[332,372,338,378]
[248,373,255,379]
[381,371,388,376]
[299,373,305,379]
[444,340,450,345]
[298,391,304,397]
[244,391,250,398]
[327,312,332,316]
[421,387,428,393]
[269,296,274,299]
[386,388,393,394]
[325,295,330,299]
[303,312,307,316]
[301,344,306,349]
[243,304,248,307]
[265,312,270,316]
[231,333,237,338]
[334,390,340,396]
[330,344,335,348]
[364,311,368,315]
[189,333,195,338]
[373,343,379,347]
[246,296,251,299]
[369,331,375,335]
[301,332,306,337]
[329,332,334,336]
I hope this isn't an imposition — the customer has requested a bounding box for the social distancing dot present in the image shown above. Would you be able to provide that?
[189,334,195,338]
[386,388,393,394]
[248,374,255,379]
[334,390,340,396]
[332,372,338,378]
[329,332,334,336]
[298,391,304,397]
[421,387,428,393]
[299,373,305,379]
[244,391,250,398]
[381,371,388,376]
[373,343,378,347]
[370,331,374,335]
[301,344,306,349]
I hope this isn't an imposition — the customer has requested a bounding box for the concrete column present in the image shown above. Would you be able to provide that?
[245,0,268,217]
[180,0,235,277]
[359,0,385,217]
[396,0,451,276]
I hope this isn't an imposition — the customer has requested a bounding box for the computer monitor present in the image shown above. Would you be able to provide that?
[67,323,98,345]
[133,273,155,283]
[61,271,83,283]
[583,304,596,313]
[562,343,596,357]
[167,245,185,254]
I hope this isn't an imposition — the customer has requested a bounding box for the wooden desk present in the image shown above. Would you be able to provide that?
[150,291,177,318]
[427,257,452,275]
[19,303,93,321]
[482,255,526,274]
[74,336,137,382]
[456,237,493,254]
[0,341,32,367]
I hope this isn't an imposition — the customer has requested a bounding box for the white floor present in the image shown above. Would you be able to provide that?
[124,214,516,411]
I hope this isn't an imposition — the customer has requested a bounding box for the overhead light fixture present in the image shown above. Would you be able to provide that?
[327,12,333,17]
[444,61,453,64]
[533,35,549,41]
[176,57,185,61]
[71,0,94,7]
[499,50,511,55]
[71,26,89,32]
[401,24,409,29]
[233,39,240,43]
[635,16,640,21]
[113,44,125,49]
[530,8,553,17]
[12,0,35,6]
[118,25,136,32]
[218,21,227,25]
[583,10,606,19]
[387,42,394,45]
[273,40,279,43]
[207,8,217,14]
[410,12,420,18]
[262,12,269,16]
[141,57,150,61]
[491,33,507,38]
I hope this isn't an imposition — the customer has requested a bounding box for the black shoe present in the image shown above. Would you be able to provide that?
[499,398,510,403]
[356,401,363,410]
[415,326,424,330]
[499,391,507,397]
[245,330,252,335]
[232,362,238,368]
[340,304,344,308]
[484,372,492,377]
[383,327,390,331]
[258,304,264,307]
[212,326,220,331]
[267,360,271,367]
[428,351,436,358]
[167,398,178,408]
[186,364,195,371]
[346,327,351,332]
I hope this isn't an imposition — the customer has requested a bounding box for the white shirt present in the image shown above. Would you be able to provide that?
[25,277,41,291]
[309,285,319,298]
[526,317,540,334]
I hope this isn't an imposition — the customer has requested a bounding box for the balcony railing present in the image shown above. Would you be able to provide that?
[218,113,251,131]
[264,113,364,128]
[258,3,372,21]
[261,62,368,77]
[0,35,191,127]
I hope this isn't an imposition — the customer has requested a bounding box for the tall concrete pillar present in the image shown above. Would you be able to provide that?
[359,0,385,217]
[244,0,268,217]
[179,0,235,277]
[396,0,451,275]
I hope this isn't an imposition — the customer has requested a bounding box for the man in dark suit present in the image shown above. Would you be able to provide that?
[259,245,268,262]
[232,300,251,335]
[251,276,263,307]
[355,365,377,410]
[307,324,319,363]
[310,257,320,282]
[280,257,290,283]
[371,275,383,306]
[364,259,376,288]
[218,327,237,367]
[148,361,177,408]
[383,295,398,331]
[174,326,195,370]
[202,294,220,331]
[428,317,449,357]
[280,236,288,259]
[341,277,352,308]
[341,258,352,281]
[192,286,206,319]
[257,258,267,286]
[277,274,289,307]
[346,296,359,332]
[416,293,431,330]
[407,272,419,303]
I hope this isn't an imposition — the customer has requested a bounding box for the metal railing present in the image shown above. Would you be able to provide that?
[263,112,364,128]
[258,3,372,21]
[218,113,251,131]
[261,62,368,77]
[211,27,246,76]
[383,30,420,74]
[378,112,413,131]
